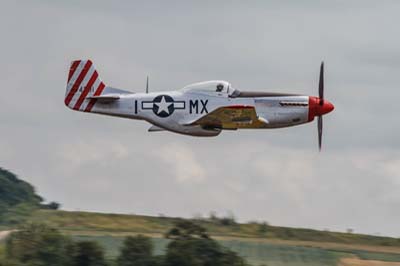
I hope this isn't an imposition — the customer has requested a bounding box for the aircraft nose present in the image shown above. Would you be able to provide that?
[321,100,334,115]
[308,97,335,121]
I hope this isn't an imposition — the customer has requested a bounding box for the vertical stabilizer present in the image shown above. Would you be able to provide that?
[65,60,106,112]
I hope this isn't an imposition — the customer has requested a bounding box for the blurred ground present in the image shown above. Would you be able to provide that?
[0,231,12,241]
[339,258,400,266]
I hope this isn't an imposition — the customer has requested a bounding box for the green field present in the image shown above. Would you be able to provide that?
[4,168,400,265]
[27,210,400,248]
[74,236,400,266]
[72,235,351,266]
[71,234,400,266]
[348,250,400,262]
[2,209,397,266]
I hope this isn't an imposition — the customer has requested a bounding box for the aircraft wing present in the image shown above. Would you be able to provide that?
[184,105,265,129]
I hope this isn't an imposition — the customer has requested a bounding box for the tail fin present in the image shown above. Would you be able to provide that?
[65,60,106,112]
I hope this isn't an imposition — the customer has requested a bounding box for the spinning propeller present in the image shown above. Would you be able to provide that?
[314,62,334,151]
[318,62,324,151]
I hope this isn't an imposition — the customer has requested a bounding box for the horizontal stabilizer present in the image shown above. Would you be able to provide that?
[85,94,120,103]
[103,86,133,95]
[148,125,165,132]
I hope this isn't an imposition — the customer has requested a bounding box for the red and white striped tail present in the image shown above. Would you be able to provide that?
[65,60,106,112]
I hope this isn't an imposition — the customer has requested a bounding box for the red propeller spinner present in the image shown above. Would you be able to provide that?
[308,96,334,121]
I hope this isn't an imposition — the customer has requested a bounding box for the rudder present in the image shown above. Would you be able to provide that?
[65,60,106,112]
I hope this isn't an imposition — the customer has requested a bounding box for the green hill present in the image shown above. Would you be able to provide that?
[23,210,400,266]
[2,167,400,265]
[1,167,400,248]
[27,209,400,248]
[0,168,42,209]
[0,168,58,225]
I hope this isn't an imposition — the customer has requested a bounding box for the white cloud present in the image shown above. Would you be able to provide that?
[154,142,206,184]
[59,139,129,170]
[1,0,400,236]
[380,158,400,181]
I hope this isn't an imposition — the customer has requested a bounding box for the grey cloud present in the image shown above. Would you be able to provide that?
[1,0,400,236]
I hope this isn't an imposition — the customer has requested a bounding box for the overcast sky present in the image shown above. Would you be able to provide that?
[1,0,400,237]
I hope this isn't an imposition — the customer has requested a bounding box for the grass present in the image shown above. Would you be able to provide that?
[219,240,350,266]
[350,250,400,262]
[72,235,168,258]
[27,210,400,248]
[28,210,172,234]
[71,235,352,266]
[71,234,400,266]
[0,244,5,261]
[4,209,400,265]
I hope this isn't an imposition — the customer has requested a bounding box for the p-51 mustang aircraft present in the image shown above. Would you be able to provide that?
[65,60,334,149]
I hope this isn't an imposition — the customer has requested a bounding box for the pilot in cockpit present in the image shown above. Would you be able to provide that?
[216,84,224,92]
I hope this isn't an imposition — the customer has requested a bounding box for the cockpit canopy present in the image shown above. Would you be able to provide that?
[181,80,238,97]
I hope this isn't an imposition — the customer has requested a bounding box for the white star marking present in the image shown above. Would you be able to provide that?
[155,96,172,115]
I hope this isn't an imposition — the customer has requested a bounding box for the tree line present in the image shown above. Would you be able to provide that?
[0,220,249,266]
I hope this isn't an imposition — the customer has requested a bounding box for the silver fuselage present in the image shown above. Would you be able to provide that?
[89,90,310,136]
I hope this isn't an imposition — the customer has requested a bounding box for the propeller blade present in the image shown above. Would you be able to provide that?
[319,62,324,105]
[146,76,149,93]
[318,116,323,151]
